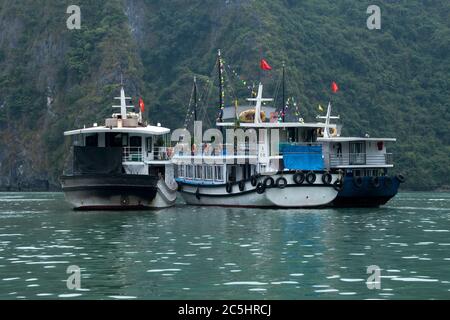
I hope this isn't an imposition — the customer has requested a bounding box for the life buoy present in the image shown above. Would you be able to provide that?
[330,127,338,137]
[226,183,233,194]
[276,177,288,189]
[396,174,406,183]
[251,176,258,187]
[306,172,316,185]
[264,177,275,188]
[370,177,380,188]
[333,179,344,192]
[322,172,333,185]
[317,128,324,137]
[293,171,305,185]
[353,176,363,188]
[239,181,246,192]
[256,183,266,194]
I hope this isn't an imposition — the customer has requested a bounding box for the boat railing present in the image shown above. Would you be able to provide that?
[123,146,143,162]
[329,153,393,166]
[153,147,170,161]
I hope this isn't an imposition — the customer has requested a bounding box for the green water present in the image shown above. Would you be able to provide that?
[0,192,449,300]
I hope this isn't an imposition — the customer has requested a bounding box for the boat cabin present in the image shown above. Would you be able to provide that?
[64,87,172,177]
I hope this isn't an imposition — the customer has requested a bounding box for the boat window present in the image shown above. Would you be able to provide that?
[146,137,153,154]
[287,128,297,143]
[85,134,98,147]
[130,136,142,148]
[177,165,185,178]
[106,133,128,147]
[228,166,237,182]
[195,165,203,180]
[186,165,193,179]
[349,142,366,165]
[215,166,224,182]
[205,166,213,181]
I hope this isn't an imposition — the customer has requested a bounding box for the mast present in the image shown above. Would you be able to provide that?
[282,62,286,122]
[247,83,273,124]
[317,103,340,138]
[218,49,224,111]
[193,76,198,122]
[113,86,134,119]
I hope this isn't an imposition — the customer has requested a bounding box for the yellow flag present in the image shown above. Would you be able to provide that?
[318,104,324,112]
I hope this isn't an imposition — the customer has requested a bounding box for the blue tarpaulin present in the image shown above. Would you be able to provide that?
[281,145,324,171]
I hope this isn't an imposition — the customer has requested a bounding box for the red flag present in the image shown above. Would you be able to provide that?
[260,59,272,71]
[139,97,145,113]
[331,82,339,93]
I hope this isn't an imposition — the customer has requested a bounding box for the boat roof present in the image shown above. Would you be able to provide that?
[317,137,396,142]
[216,122,337,129]
[64,125,170,136]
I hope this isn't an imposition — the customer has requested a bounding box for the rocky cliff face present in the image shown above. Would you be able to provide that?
[0,0,449,190]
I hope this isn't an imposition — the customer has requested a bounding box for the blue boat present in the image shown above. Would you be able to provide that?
[317,104,405,207]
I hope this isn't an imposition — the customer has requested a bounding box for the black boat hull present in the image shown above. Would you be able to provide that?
[331,175,401,208]
[60,174,158,210]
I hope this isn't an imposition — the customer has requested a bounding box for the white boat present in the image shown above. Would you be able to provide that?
[60,86,177,210]
[172,84,343,208]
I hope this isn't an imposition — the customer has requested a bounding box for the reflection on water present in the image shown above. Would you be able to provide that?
[0,192,450,300]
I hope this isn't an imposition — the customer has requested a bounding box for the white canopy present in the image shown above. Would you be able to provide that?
[64,125,170,137]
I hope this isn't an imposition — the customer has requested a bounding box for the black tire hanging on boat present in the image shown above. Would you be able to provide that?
[239,181,246,192]
[195,188,201,200]
[293,171,305,185]
[333,179,344,192]
[226,183,233,194]
[276,177,288,189]
[396,174,406,183]
[256,182,266,194]
[370,177,380,188]
[306,172,316,185]
[251,176,258,187]
[263,177,275,188]
[353,176,363,188]
[322,172,333,185]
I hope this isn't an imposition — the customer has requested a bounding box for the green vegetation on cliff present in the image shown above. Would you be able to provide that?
[0,0,449,190]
